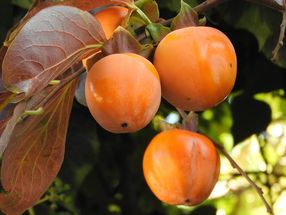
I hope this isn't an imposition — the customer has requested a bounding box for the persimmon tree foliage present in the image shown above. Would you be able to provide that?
[0,0,285,214]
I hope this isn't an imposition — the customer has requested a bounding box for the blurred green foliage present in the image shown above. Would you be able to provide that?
[2,0,286,214]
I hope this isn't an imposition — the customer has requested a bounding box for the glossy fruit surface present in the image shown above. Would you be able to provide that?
[153,26,237,111]
[95,6,128,39]
[143,129,220,206]
[85,53,161,133]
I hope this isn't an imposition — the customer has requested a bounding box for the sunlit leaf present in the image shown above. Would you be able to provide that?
[0,80,77,215]
[2,5,105,98]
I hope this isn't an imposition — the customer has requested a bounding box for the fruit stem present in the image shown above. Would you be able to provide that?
[176,107,188,120]
[176,108,198,132]
[214,142,274,215]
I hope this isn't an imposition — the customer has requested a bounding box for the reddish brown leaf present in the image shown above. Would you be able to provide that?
[0,102,26,155]
[2,5,105,98]
[0,80,77,215]
[102,26,154,58]
[135,0,160,22]
[171,0,199,30]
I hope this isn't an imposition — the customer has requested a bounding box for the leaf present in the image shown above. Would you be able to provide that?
[145,23,171,44]
[102,26,154,57]
[171,0,199,30]
[135,0,160,22]
[216,1,285,66]
[12,0,33,9]
[0,102,26,155]
[0,80,77,215]
[2,5,105,98]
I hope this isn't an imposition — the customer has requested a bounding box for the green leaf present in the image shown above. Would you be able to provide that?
[145,23,171,44]
[216,1,285,67]
[12,0,33,9]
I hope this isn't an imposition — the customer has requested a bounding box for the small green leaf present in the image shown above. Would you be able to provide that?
[145,23,171,44]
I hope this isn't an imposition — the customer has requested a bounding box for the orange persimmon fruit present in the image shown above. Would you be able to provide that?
[73,0,128,39]
[95,6,128,39]
[153,26,237,111]
[85,53,161,133]
[143,129,220,206]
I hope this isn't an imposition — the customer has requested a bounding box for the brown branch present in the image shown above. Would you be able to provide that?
[214,142,274,215]
[272,10,286,61]
[245,0,286,12]
[195,0,229,13]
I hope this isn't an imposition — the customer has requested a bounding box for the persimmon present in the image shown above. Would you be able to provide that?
[153,26,237,111]
[85,53,161,133]
[143,129,220,206]
[95,6,128,39]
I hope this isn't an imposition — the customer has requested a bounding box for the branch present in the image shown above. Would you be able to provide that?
[245,0,286,12]
[158,0,229,27]
[214,142,274,215]
[195,0,229,13]
[272,10,286,61]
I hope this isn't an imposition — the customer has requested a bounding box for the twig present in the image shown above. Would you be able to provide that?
[28,207,36,215]
[195,0,229,13]
[158,0,229,27]
[245,0,286,12]
[214,142,274,215]
[272,10,286,61]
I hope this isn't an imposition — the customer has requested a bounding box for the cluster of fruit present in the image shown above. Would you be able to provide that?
[83,4,237,207]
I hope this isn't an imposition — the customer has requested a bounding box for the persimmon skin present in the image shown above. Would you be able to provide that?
[153,26,237,111]
[85,53,161,133]
[95,6,128,39]
[143,129,220,206]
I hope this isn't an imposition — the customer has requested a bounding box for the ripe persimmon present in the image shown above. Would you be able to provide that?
[85,53,161,133]
[143,129,220,206]
[95,6,128,39]
[153,26,237,111]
